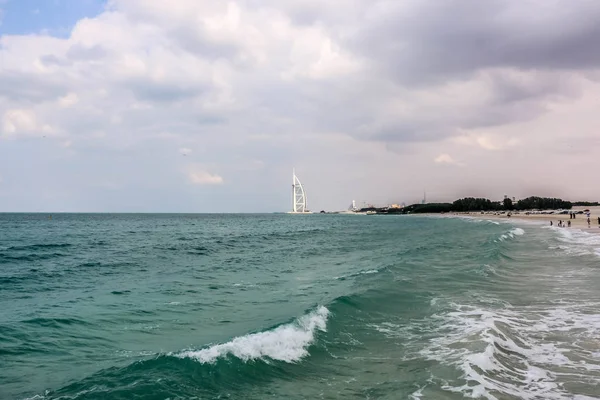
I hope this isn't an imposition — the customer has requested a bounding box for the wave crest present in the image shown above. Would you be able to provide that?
[497,227,525,242]
[175,306,329,364]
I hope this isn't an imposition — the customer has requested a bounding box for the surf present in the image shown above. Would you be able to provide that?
[174,306,330,364]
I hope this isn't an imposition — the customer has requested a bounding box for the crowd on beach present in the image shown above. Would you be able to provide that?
[551,212,599,229]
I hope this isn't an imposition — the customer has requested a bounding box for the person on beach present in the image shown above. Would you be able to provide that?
[587,217,591,228]
[597,217,600,226]
[568,220,571,227]
[550,221,553,226]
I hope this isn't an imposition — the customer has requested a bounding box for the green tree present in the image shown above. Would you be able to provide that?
[503,197,513,210]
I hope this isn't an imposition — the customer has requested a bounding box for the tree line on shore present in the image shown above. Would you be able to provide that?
[572,201,600,206]
[377,196,577,214]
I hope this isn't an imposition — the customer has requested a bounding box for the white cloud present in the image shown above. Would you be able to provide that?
[434,153,463,166]
[453,132,520,151]
[2,109,37,134]
[179,147,192,155]
[188,169,223,185]
[1,109,55,137]
[58,92,79,108]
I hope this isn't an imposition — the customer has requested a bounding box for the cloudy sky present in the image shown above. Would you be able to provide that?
[1,0,599,212]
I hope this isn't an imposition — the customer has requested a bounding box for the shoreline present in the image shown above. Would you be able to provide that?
[436,205,600,234]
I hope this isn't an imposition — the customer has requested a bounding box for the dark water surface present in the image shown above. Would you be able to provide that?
[1,213,600,399]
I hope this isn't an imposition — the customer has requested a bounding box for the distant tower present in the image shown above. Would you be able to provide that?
[291,168,308,213]
[422,191,427,204]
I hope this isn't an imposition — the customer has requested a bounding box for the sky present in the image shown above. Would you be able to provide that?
[1,0,599,212]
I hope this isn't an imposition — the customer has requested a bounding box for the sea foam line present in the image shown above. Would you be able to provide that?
[174,306,329,364]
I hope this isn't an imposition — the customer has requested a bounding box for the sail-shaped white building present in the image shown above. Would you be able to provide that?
[289,169,310,213]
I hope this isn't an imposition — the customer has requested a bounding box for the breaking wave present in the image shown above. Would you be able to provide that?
[175,306,329,364]
[394,302,600,399]
[549,226,600,258]
[497,227,525,242]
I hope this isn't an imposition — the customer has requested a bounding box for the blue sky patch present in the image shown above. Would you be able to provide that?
[0,0,106,37]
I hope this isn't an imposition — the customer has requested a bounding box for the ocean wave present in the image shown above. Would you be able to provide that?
[549,227,600,258]
[0,252,67,263]
[334,269,379,280]
[174,306,329,364]
[7,243,72,251]
[511,227,525,236]
[413,303,600,399]
[21,317,93,328]
[497,227,525,242]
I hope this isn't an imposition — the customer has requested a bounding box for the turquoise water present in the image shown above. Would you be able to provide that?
[1,214,600,399]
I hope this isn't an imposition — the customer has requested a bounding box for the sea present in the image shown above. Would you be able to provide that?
[1,213,600,400]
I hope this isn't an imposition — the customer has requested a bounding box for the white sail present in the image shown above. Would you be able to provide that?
[291,169,308,213]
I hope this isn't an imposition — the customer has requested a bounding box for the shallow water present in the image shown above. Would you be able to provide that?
[1,213,600,399]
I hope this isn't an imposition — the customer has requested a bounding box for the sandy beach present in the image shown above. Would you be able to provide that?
[457,206,600,234]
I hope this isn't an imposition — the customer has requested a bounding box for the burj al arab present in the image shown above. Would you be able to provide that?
[288,169,311,214]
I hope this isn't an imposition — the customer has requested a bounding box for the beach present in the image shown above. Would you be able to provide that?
[458,205,600,233]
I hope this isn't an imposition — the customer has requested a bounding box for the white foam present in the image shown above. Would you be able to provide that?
[550,227,600,258]
[410,303,600,399]
[497,227,525,242]
[510,227,525,236]
[334,269,379,280]
[175,306,329,364]
[370,322,404,338]
[361,269,378,274]
[409,387,424,399]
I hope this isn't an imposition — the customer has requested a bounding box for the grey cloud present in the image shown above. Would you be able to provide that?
[215,0,600,146]
[487,72,582,106]
[127,80,202,102]
[347,0,600,86]
[117,5,242,63]
[0,71,68,102]
[40,54,71,67]
[66,44,107,61]
[167,26,239,61]
[41,45,107,68]
[461,101,546,130]
[369,124,444,143]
